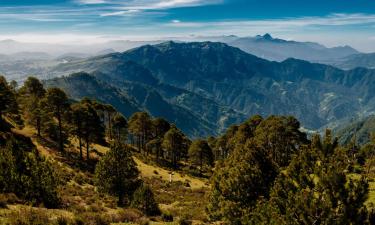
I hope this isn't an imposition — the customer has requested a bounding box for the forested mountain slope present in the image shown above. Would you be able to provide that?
[44,41,375,137]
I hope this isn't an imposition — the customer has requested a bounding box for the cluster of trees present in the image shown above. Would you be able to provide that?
[3,74,374,223]
[206,116,375,224]
[0,134,60,208]
[0,76,159,213]
[3,76,215,172]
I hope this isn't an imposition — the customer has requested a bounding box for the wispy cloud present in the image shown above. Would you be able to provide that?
[165,13,375,30]
[76,0,221,9]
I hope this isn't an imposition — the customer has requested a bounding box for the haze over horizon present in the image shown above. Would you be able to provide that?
[0,0,375,52]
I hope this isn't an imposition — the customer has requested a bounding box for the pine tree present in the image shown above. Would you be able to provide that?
[0,76,16,120]
[131,183,160,216]
[95,144,140,206]
[19,77,47,136]
[206,141,278,223]
[248,132,373,225]
[111,113,128,144]
[44,88,70,152]
[71,100,105,160]
[162,126,190,168]
[188,139,214,172]
[128,112,152,153]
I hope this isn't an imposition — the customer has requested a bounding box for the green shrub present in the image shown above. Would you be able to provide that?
[131,183,160,216]
[0,136,60,208]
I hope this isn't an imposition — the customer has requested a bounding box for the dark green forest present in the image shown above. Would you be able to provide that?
[1,75,375,224]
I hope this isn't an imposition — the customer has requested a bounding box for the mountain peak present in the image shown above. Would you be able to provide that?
[263,33,273,40]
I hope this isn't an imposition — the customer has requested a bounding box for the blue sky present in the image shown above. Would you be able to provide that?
[0,0,375,51]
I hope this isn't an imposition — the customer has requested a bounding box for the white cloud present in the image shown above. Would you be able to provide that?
[100,9,140,17]
[165,13,375,29]
[76,0,108,4]
[76,0,221,9]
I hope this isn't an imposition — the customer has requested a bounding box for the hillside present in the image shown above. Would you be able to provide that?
[0,110,209,224]
[333,53,375,70]
[44,41,375,136]
[44,73,224,137]
[1,74,375,224]
[335,115,375,145]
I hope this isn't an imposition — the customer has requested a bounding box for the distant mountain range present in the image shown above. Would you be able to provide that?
[42,41,375,137]
[332,53,375,70]
[2,34,375,83]
[226,33,360,63]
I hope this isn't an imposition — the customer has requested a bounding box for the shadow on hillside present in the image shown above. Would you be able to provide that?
[35,136,98,173]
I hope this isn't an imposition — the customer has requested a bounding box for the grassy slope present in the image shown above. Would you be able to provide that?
[1,126,209,224]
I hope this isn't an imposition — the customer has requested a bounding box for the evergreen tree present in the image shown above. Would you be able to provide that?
[44,88,70,152]
[19,77,47,136]
[95,144,140,206]
[206,141,278,224]
[111,113,128,144]
[253,116,307,167]
[81,101,105,160]
[248,132,372,225]
[162,126,190,168]
[0,76,16,120]
[131,183,160,216]
[0,135,60,208]
[128,112,152,153]
[188,139,214,171]
[71,103,85,159]
[146,138,163,162]
[152,117,171,139]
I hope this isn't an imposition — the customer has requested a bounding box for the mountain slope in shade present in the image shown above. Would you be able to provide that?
[44,72,219,137]
[333,53,375,70]
[46,41,375,136]
[227,34,359,62]
[335,115,375,145]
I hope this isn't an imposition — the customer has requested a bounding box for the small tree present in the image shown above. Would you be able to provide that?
[95,144,139,206]
[131,183,160,216]
[188,139,214,171]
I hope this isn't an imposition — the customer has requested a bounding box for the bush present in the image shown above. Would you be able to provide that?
[115,208,143,222]
[161,211,174,222]
[131,183,160,216]
[0,136,60,208]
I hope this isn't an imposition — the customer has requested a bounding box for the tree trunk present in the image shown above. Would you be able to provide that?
[108,113,112,140]
[117,191,124,206]
[36,117,41,137]
[79,135,83,159]
[57,109,64,152]
[86,136,90,160]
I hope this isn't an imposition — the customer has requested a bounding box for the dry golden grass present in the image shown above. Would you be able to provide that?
[134,158,208,190]
[6,125,209,224]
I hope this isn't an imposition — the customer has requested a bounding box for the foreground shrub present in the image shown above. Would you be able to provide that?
[0,136,60,208]
[131,183,160,216]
